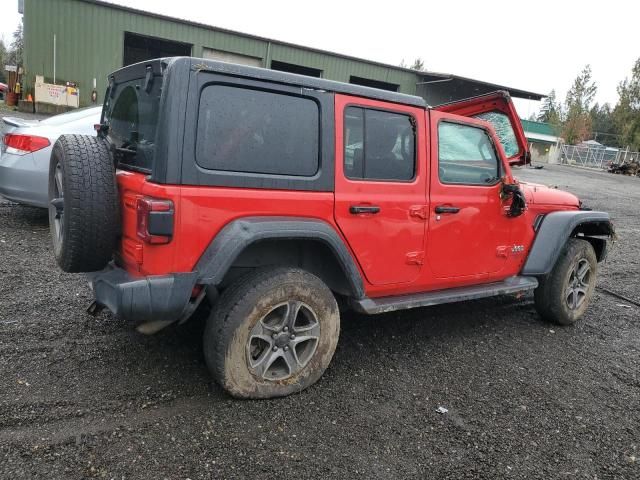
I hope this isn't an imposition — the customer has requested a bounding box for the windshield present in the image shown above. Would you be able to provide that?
[472,111,519,158]
[103,76,161,172]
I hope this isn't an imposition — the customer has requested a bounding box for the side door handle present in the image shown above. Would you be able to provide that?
[434,205,460,214]
[350,205,381,215]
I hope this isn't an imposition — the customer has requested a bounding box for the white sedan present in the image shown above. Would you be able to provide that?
[0,106,102,208]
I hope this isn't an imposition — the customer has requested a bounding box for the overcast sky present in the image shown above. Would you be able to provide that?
[2,0,638,117]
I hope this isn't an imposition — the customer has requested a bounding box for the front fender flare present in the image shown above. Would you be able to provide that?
[522,210,612,276]
[194,217,365,299]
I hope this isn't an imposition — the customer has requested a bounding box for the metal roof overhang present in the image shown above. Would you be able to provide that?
[419,72,544,102]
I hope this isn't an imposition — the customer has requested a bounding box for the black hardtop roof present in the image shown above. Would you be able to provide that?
[110,57,428,109]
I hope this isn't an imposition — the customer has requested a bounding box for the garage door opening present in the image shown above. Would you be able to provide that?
[271,61,322,78]
[202,48,262,67]
[123,32,192,66]
[349,76,399,92]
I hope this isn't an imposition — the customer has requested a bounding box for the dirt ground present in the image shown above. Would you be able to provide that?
[0,162,638,479]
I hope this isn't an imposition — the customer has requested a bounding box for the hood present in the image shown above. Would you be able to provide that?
[520,181,580,207]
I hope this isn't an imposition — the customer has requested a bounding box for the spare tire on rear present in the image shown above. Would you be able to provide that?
[48,134,119,273]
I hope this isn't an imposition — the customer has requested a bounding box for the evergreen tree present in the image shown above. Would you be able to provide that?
[400,58,426,72]
[562,65,597,144]
[0,39,7,83]
[589,103,620,147]
[7,21,23,67]
[613,57,640,151]
[537,89,561,128]
[410,58,426,72]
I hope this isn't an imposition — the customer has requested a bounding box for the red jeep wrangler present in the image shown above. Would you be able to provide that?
[48,58,613,398]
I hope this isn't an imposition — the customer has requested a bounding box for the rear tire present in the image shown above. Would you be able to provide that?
[204,268,340,399]
[534,238,597,325]
[48,134,118,273]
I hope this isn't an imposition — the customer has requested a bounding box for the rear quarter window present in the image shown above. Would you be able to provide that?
[195,85,320,176]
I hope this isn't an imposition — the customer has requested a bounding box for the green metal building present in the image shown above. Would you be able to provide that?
[21,0,542,107]
[520,119,561,163]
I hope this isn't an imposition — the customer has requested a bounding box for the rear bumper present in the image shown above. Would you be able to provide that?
[88,265,198,323]
[0,150,50,208]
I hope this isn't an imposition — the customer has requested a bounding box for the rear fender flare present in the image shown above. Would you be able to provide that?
[522,210,613,276]
[194,217,365,299]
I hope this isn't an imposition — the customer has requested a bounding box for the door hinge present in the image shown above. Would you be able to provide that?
[409,205,428,220]
[406,251,424,265]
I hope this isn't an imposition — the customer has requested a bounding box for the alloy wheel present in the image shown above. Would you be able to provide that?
[247,301,320,380]
[565,258,591,310]
[50,162,65,246]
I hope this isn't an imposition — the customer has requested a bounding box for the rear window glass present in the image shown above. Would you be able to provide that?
[103,77,161,172]
[195,85,319,176]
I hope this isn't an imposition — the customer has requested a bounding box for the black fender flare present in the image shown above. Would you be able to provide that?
[194,217,365,299]
[522,210,613,276]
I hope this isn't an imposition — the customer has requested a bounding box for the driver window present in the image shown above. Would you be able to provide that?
[438,122,499,185]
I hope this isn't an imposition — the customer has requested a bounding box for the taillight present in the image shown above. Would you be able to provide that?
[136,197,174,245]
[3,134,51,155]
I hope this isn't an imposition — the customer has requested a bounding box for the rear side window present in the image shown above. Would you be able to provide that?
[438,122,499,185]
[344,107,415,181]
[196,85,319,176]
[103,77,161,173]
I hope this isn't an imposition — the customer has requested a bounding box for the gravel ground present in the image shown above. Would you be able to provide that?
[0,160,639,479]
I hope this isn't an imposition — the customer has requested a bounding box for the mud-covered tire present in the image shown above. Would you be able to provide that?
[534,238,597,326]
[204,268,340,399]
[48,134,118,273]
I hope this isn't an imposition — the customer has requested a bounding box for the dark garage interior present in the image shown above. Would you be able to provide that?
[123,32,192,66]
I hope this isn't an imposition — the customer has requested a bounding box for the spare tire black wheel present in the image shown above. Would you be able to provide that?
[48,134,119,273]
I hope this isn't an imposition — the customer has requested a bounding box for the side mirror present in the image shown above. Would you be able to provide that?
[502,182,520,195]
[501,181,526,217]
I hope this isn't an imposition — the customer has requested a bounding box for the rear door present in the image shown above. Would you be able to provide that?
[334,95,427,286]
[435,91,529,166]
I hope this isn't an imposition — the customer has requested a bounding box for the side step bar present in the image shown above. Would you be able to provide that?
[353,276,539,315]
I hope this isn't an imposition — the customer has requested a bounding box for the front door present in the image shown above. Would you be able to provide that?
[427,111,512,279]
[334,95,427,286]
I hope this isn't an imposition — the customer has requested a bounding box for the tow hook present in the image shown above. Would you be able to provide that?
[86,300,104,316]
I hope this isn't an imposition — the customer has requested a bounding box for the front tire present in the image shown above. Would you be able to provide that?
[534,238,597,325]
[204,268,340,399]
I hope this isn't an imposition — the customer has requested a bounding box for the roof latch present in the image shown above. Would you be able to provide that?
[144,65,154,93]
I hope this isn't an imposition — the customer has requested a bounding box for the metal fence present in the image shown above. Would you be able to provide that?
[559,144,639,170]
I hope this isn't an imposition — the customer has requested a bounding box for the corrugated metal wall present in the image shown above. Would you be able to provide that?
[23,0,420,106]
